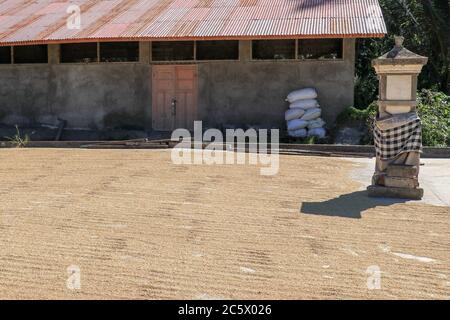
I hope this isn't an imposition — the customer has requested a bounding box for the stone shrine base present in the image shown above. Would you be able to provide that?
[369,164,423,200]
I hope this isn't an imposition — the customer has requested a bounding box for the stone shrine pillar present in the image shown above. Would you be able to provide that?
[367,36,428,200]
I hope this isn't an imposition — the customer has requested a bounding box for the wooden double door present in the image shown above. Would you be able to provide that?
[152,65,198,131]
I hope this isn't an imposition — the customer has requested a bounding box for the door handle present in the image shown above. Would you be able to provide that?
[171,98,177,117]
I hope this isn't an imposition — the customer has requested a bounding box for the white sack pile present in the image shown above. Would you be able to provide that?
[285,88,326,138]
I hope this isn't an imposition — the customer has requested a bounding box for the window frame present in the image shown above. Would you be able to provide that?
[60,42,99,64]
[99,41,140,63]
[58,42,141,65]
[251,39,297,61]
[150,40,242,63]
[0,46,12,64]
[12,45,49,65]
[151,40,196,63]
[0,39,344,65]
[195,40,240,61]
[250,38,345,62]
[297,38,344,61]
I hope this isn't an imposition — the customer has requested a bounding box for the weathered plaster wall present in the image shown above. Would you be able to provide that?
[198,39,356,128]
[0,63,152,130]
[0,39,355,131]
[0,42,152,130]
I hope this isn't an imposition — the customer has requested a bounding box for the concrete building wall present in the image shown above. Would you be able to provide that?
[198,39,356,128]
[0,39,355,131]
[0,43,152,130]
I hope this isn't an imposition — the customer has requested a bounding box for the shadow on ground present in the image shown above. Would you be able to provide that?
[300,190,410,219]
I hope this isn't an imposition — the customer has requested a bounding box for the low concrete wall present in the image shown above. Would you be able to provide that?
[0,39,355,131]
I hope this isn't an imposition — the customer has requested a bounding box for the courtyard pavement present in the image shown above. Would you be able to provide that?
[0,149,448,299]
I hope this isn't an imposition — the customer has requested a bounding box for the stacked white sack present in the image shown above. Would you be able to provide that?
[286,88,317,103]
[284,88,327,139]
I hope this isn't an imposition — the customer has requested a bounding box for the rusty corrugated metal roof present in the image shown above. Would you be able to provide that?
[0,0,387,46]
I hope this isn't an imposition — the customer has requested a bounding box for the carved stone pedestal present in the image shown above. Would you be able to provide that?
[367,36,427,200]
[367,164,423,200]
[367,186,424,200]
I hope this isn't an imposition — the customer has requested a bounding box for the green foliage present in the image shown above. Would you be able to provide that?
[336,103,378,124]
[417,89,450,146]
[337,90,450,147]
[353,1,450,146]
[355,38,389,109]
[334,103,378,145]
[355,0,450,109]
[5,125,29,148]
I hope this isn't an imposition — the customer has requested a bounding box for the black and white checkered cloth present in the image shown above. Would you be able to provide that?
[374,118,422,160]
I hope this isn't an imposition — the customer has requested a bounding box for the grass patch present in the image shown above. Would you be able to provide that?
[5,125,30,148]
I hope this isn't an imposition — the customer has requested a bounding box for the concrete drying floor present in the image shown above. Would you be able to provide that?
[0,149,449,300]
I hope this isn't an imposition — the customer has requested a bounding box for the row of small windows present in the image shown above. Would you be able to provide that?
[0,43,139,64]
[0,39,343,64]
[152,40,240,61]
[151,39,343,61]
[58,41,240,62]
[252,39,343,60]
[0,45,48,64]
[61,42,140,63]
